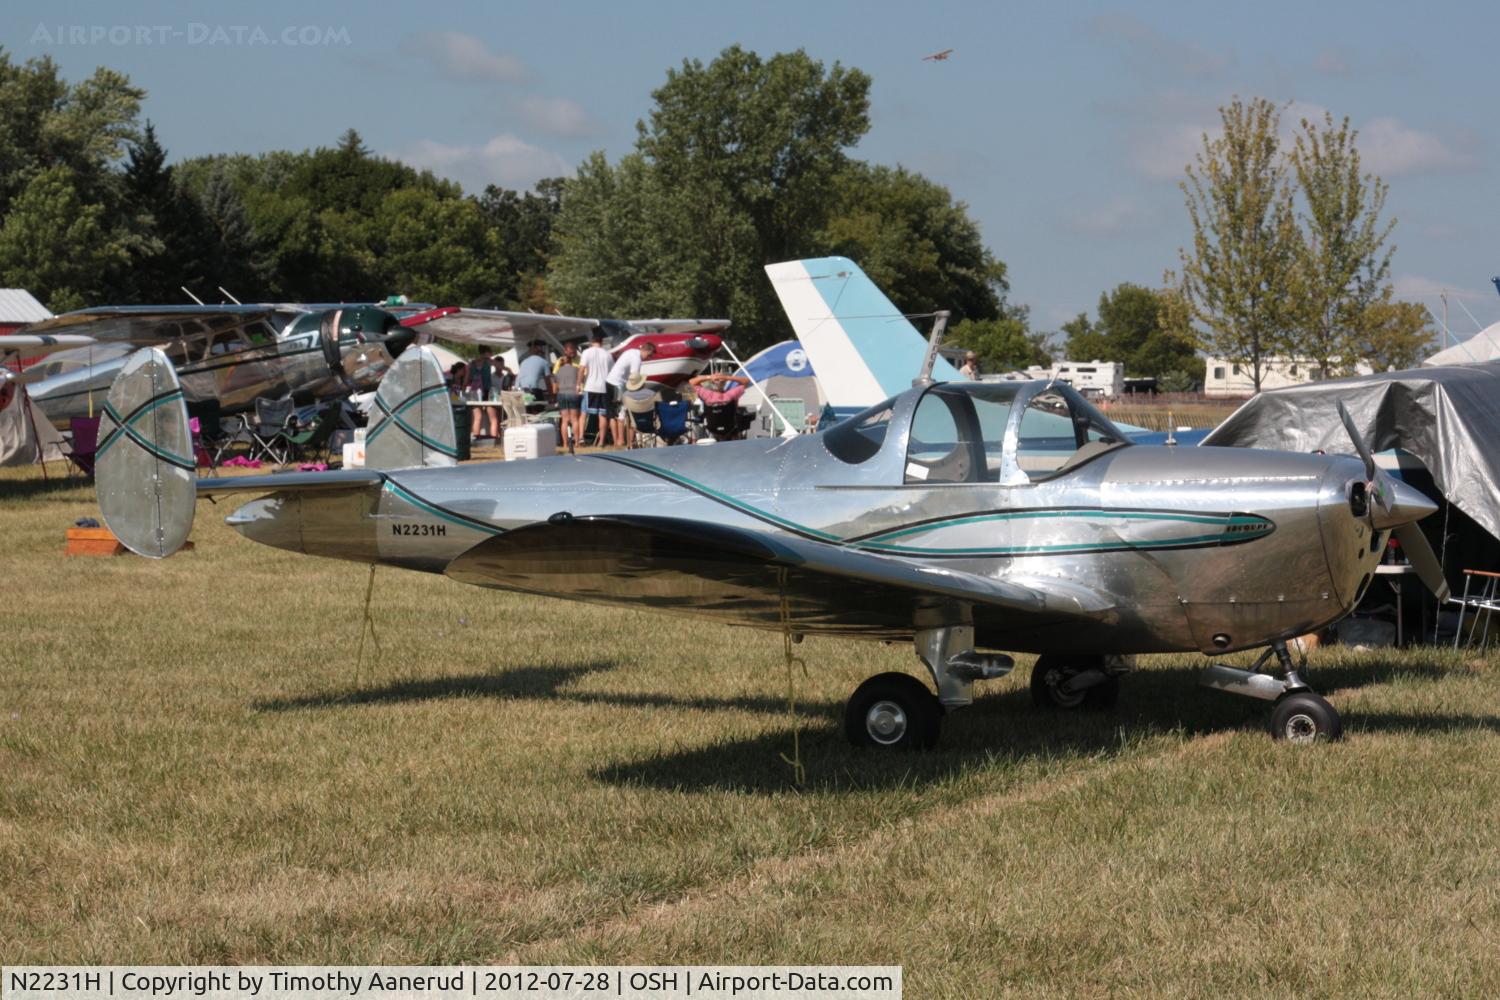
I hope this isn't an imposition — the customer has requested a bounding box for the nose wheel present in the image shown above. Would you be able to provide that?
[844,672,942,750]
[1199,641,1344,742]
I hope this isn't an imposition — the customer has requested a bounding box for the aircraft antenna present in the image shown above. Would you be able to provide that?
[181,287,205,305]
[912,310,951,387]
[218,287,242,305]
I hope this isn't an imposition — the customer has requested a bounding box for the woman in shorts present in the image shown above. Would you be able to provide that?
[552,343,584,453]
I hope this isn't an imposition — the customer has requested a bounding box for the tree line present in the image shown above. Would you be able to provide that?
[0,48,1431,378]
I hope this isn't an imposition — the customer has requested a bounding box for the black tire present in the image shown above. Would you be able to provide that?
[844,672,942,750]
[1269,692,1342,743]
[1030,655,1120,710]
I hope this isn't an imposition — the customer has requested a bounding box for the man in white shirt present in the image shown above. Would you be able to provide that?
[578,330,616,448]
[604,341,655,447]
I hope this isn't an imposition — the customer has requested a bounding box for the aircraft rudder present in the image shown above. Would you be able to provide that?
[95,347,196,558]
[365,345,459,470]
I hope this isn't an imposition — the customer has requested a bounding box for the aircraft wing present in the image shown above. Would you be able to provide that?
[399,307,598,351]
[623,319,731,335]
[445,514,1113,638]
[21,305,295,346]
[1,334,101,381]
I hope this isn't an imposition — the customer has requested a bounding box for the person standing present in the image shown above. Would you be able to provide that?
[469,345,500,440]
[551,341,584,453]
[579,330,615,448]
[517,341,551,402]
[604,341,656,447]
[959,352,982,380]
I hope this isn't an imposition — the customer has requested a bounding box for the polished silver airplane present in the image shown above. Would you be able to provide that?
[19,302,424,428]
[94,344,1447,749]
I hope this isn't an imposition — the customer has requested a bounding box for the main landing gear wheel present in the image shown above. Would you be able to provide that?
[845,672,942,750]
[1269,692,1342,743]
[1030,655,1119,710]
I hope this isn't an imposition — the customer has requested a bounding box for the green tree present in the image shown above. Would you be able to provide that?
[0,51,142,214]
[1288,111,1394,378]
[1061,312,1108,361]
[1359,295,1433,372]
[0,165,127,310]
[820,163,1005,325]
[476,177,567,307]
[1178,97,1300,392]
[949,308,1050,371]
[369,186,499,304]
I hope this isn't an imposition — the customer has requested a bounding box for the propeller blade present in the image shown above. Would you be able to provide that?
[1395,522,1451,603]
[1336,401,1378,482]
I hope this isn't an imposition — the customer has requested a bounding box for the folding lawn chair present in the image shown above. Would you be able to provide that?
[654,399,690,445]
[703,401,752,441]
[249,396,296,466]
[284,402,342,465]
[67,417,99,477]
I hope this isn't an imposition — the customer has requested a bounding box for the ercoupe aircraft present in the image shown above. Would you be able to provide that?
[96,325,1447,748]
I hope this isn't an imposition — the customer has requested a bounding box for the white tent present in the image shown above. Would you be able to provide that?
[0,383,66,466]
[1424,322,1500,367]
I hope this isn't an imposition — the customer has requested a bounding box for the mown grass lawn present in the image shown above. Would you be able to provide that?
[1,464,1497,996]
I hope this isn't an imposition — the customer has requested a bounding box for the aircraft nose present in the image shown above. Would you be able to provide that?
[1370,477,1438,530]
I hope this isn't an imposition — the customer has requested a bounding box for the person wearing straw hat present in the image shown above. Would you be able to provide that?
[619,371,661,448]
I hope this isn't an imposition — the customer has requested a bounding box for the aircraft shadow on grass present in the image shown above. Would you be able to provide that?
[0,476,92,501]
[257,658,1499,793]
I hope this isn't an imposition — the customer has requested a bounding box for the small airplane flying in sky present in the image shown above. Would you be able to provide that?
[94,261,1449,750]
[923,49,955,61]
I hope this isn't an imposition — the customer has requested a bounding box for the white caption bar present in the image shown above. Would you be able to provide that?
[2,967,901,1000]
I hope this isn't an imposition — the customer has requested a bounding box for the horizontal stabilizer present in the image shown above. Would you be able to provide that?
[197,469,386,497]
[95,348,196,558]
[446,514,1110,638]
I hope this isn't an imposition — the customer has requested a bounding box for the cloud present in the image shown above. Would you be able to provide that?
[1066,197,1149,236]
[1358,117,1475,176]
[1129,122,1215,181]
[516,96,596,138]
[1085,14,1234,80]
[404,32,527,83]
[1392,274,1494,304]
[390,134,572,193]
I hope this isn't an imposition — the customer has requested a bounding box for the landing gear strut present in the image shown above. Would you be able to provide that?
[843,625,1013,750]
[1199,640,1342,743]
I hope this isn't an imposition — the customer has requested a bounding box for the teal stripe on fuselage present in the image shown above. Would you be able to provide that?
[383,480,502,535]
[594,454,1274,558]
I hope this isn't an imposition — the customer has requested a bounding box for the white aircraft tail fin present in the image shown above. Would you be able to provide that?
[764,256,962,409]
[95,347,196,558]
[365,345,459,469]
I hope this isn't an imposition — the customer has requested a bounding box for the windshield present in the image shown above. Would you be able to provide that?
[1015,388,1127,480]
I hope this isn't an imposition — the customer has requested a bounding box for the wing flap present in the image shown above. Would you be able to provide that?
[445,514,1112,637]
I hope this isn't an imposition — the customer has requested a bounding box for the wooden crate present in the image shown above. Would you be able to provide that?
[65,526,126,557]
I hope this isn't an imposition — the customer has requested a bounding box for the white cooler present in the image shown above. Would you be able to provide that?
[504,423,557,461]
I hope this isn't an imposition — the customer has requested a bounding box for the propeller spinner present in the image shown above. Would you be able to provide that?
[1337,402,1449,602]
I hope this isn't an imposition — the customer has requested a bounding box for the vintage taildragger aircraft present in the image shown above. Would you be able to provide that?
[95,321,1449,748]
[20,303,729,429]
[19,302,425,429]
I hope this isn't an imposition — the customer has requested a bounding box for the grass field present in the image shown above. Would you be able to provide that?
[2,463,1498,996]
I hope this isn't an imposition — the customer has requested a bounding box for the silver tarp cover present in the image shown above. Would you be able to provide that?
[1203,361,1500,541]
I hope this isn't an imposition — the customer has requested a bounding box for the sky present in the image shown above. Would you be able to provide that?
[5,0,1497,341]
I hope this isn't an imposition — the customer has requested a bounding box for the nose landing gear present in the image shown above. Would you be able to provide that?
[1199,640,1343,742]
